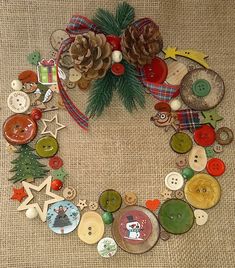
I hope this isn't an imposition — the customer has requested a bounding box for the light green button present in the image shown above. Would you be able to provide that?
[192,79,211,97]
[35,135,59,158]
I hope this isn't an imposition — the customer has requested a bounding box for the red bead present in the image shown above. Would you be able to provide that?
[49,156,63,169]
[51,179,63,191]
[106,35,121,51]
[30,108,42,121]
[111,63,125,76]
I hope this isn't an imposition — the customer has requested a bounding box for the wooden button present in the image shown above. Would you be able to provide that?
[170,132,193,154]
[18,70,38,83]
[97,237,117,258]
[143,57,168,83]
[180,68,225,110]
[99,189,122,213]
[65,80,76,89]
[175,155,188,168]
[184,173,221,209]
[69,68,82,82]
[124,192,137,206]
[77,77,91,90]
[194,209,208,226]
[3,114,37,145]
[7,91,30,113]
[111,205,160,254]
[175,190,184,199]
[188,146,207,172]
[206,158,225,177]
[89,201,98,211]
[194,125,216,147]
[50,29,70,51]
[160,189,172,200]
[35,136,59,158]
[158,199,194,235]
[216,127,234,145]
[160,230,170,241]
[77,211,104,244]
[63,187,77,200]
[166,61,188,85]
[60,52,74,69]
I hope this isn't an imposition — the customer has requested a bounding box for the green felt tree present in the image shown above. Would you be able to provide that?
[9,144,49,183]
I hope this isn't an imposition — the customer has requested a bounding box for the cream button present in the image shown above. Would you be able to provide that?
[11,79,23,91]
[189,145,207,172]
[97,237,117,258]
[165,172,184,191]
[194,209,208,226]
[7,91,30,113]
[169,99,182,111]
[166,61,188,85]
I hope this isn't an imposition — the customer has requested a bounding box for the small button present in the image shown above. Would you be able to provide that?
[63,186,77,200]
[112,50,122,63]
[50,29,70,51]
[18,70,38,83]
[99,189,122,213]
[181,167,194,180]
[11,187,28,202]
[143,57,168,83]
[60,52,74,69]
[169,99,182,111]
[89,201,98,211]
[160,189,172,200]
[124,192,137,206]
[30,108,42,121]
[49,156,64,169]
[192,79,211,97]
[206,158,225,177]
[35,136,59,158]
[170,132,193,154]
[52,167,68,182]
[175,155,188,168]
[69,68,82,82]
[194,125,216,147]
[165,172,184,191]
[77,77,91,91]
[97,237,117,258]
[160,230,170,241]
[194,209,208,226]
[11,79,23,91]
[213,143,223,153]
[102,211,114,225]
[27,51,41,65]
[216,127,234,145]
[77,199,87,210]
[188,145,207,172]
[205,146,215,158]
[65,80,76,89]
[111,63,125,76]
[175,190,184,199]
[7,91,30,113]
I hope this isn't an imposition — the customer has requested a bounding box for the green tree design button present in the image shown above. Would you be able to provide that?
[99,189,122,213]
[35,136,59,158]
[158,199,194,234]
[192,79,211,97]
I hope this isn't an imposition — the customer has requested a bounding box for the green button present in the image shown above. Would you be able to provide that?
[35,135,59,158]
[99,189,122,213]
[182,167,194,180]
[158,199,194,234]
[170,132,193,154]
[192,79,211,97]
[102,211,114,224]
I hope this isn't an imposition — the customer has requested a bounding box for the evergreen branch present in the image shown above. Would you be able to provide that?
[116,60,145,112]
[86,70,117,117]
[92,8,121,36]
[115,2,135,31]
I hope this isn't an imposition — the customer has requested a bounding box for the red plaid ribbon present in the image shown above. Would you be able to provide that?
[176,109,200,131]
[132,18,159,32]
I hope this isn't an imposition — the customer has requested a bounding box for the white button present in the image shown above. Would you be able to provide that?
[188,145,207,171]
[7,91,30,113]
[11,79,23,91]
[164,172,184,191]
[194,209,208,226]
[169,99,182,111]
[97,237,117,258]
[112,50,122,63]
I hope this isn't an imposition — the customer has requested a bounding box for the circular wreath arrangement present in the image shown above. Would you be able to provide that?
[3,2,234,257]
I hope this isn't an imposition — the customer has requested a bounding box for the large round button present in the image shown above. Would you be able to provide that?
[99,189,122,213]
[111,205,160,254]
[194,125,216,147]
[35,136,59,158]
[206,158,225,176]
[143,57,168,83]
[184,173,221,209]
[192,79,211,97]
[165,172,184,191]
[7,91,30,113]
[170,132,193,154]
[77,211,104,244]
[3,114,37,145]
[158,199,194,235]
[97,237,117,258]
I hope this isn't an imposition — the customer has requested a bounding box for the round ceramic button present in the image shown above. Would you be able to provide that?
[194,125,216,147]
[102,212,114,225]
[206,158,225,176]
[7,91,30,113]
[47,200,80,234]
[124,192,137,206]
[192,79,211,97]
[143,57,168,83]
[170,132,193,154]
[99,189,122,213]
[184,173,221,209]
[111,63,125,76]
[165,172,184,191]
[216,127,234,145]
[35,136,59,158]
[3,114,37,145]
[63,187,77,200]
[11,79,23,91]
[97,237,117,258]
[166,61,188,85]
[50,29,70,51]
[77,211,104,244]
[158,199,194,235]
[49,156,63,169]
[169,99,182,111]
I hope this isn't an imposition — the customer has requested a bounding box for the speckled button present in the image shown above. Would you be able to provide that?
[3,114,37,145]
[7,91,30,113]
[184,173,221,209]
[99,189,122,213]
[97,237,117,258]
[158,199,194,235]
[124,192,137,206]
[50,29,70,51]
[170,132,193,154]
[166,61,188,85]
[188,146,207,172]
[35,136,59,158]
[165,172,184,191]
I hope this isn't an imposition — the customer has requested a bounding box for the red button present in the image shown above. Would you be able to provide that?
[106,35,121,51]
[30,108,42,121]
[154,102,171,113]
[206,158,225,176]
[51,179,63,191]
[111,63,125,76]
[49,156,63,170]
[143,57,168,83]
[3,114,37,145]
[18,70,38,83]
[194,125,216,147]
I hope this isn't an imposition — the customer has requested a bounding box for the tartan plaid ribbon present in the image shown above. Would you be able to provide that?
[56,37,89,131]
[132,18,159,32]
[176,109,200,130]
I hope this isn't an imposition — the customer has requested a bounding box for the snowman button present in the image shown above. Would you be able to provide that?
[7,91,30,113]
[97,237,117,258]
[164,172,184,191]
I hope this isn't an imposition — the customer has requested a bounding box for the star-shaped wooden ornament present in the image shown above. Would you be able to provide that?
[41,114,66,138]
[17,176,64,222]
[11,187,28,202]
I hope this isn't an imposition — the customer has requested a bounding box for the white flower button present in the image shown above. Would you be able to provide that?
[7,91,30,113]
[194,209,208,226]
[97,237,117,258]
[164,172,184,191]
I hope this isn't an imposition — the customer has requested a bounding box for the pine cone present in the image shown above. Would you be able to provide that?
[70,31,112,81]
[121,18,163,67]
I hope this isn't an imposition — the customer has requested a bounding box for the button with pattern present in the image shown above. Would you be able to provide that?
[7,91,30,113]
[124,192,137,206]
[97,237,117,258]
[63,186,77,200]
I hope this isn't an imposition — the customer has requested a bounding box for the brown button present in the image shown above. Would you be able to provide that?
[216,127,234,145]
[175,155,188,168]
[160,230,170,241]
[89,201,98,211]
[166,61,188,85]
[124,192,137,206]
[50,29,70,51]
[175,190,184,199]
[60,52,74,69]
[3,114,37,145]
[160,189,172,200]
[62,186,77,200]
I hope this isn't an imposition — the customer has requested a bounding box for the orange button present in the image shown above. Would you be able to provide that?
[206,158,225,176]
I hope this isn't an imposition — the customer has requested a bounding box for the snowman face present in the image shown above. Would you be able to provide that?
[126,221,140,231]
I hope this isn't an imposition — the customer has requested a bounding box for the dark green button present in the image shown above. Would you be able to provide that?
[192,79,211,97]
[158,199,194,234]
[102,211,114,224]
[170,132,193,154]
[99,189,122,213]
[181,167,194,180]
[35,135,59,158]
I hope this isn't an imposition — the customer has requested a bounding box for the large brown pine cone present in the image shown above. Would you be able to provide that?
[121,18,163,67]
[70,31,112,81]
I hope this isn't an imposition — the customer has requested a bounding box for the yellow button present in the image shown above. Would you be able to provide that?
[184,173,221,209]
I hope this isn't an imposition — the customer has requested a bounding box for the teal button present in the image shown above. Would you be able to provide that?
[192,79,211,97]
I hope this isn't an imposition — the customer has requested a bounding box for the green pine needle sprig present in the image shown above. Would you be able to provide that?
[115,2,135,31]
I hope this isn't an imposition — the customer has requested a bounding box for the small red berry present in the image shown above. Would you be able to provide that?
[30,108,42,121]
[51,179,63,191]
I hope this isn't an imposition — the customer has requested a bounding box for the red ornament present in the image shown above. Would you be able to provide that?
[106,35,121,51]
[30,108,42,121]
[111,63,125,76]
[51,179,63,191]
[11,187,28,202]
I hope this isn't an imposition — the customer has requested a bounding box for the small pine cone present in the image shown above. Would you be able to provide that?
[121,18,163,67]
[70,31,112,81]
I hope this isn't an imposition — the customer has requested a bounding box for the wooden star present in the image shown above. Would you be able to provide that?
[17,176,64,222]
[41,114,66,138]
[11,187,28,202]
[77,199,87,210]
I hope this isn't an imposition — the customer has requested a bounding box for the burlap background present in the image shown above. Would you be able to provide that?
[0,0,235,267]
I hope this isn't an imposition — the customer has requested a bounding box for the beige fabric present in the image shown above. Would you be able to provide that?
[0,0,235,267]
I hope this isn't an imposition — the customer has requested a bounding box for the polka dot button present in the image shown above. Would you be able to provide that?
[192,79,211,97]
[206,158,225,176]
[164,172,184,191]
[97,237,117,258]
[170,132,193,154]
[35,136,59,158]
[7,91,30,113]
[99,189,122,213]
[194,125,216,147]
